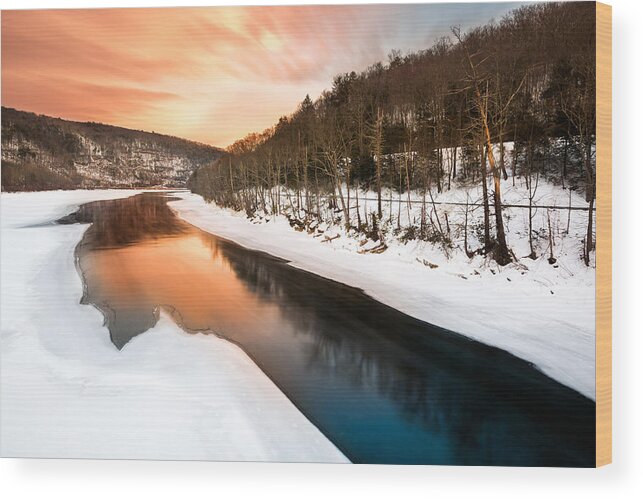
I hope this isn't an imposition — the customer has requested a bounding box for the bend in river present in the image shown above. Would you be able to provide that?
[61,192,596,466]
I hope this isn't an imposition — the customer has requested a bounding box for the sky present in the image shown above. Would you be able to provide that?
[2,3,525,147]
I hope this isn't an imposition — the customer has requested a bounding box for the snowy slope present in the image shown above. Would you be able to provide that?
[0,190,347,462]
[170,187,596,401]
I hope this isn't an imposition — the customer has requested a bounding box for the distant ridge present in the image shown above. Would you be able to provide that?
[1,107,223,191]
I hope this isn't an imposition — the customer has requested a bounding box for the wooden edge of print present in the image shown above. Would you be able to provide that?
[595,1,612,468]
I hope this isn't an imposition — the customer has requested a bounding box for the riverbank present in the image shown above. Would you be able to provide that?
[0,190,347,462]
[170,188,596,400]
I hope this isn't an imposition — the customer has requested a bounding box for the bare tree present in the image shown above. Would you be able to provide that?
[453,26,511,265]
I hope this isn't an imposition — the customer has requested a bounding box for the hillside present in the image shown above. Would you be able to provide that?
[1,107,222,191]
[189,1,596,267]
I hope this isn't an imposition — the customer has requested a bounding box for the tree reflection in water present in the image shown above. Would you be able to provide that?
[65,192,595,466]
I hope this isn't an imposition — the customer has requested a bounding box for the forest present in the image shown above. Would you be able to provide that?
[188,1,597,266]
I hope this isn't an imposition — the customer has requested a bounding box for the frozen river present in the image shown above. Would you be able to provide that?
[66,191,595,465]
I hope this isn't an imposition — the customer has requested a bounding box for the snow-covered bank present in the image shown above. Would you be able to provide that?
[0,190,347,462]
[170,187,596,400]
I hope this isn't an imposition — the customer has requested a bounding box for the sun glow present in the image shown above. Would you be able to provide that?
[1,4,522,147]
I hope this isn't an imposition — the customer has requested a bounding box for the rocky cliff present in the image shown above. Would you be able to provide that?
[1,107,222,191]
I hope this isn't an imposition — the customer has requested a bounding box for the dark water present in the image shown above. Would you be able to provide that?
[63,192,595,466]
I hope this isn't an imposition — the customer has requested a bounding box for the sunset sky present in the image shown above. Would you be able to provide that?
[2,3,524,147]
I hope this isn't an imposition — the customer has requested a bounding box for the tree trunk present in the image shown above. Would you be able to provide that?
[478,88,510,265]
[511,125,518,186]
[585,195,594,266]
[479,142,491,252]
[499,131,508,180]
[584,139,595,266]
[375,108,384,219]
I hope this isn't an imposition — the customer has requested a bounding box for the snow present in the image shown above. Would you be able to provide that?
[169,178,596,401]
[0,190,347,462]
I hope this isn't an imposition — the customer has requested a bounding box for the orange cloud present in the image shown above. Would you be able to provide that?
[4,73,180,125]
[1,4,522,146]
